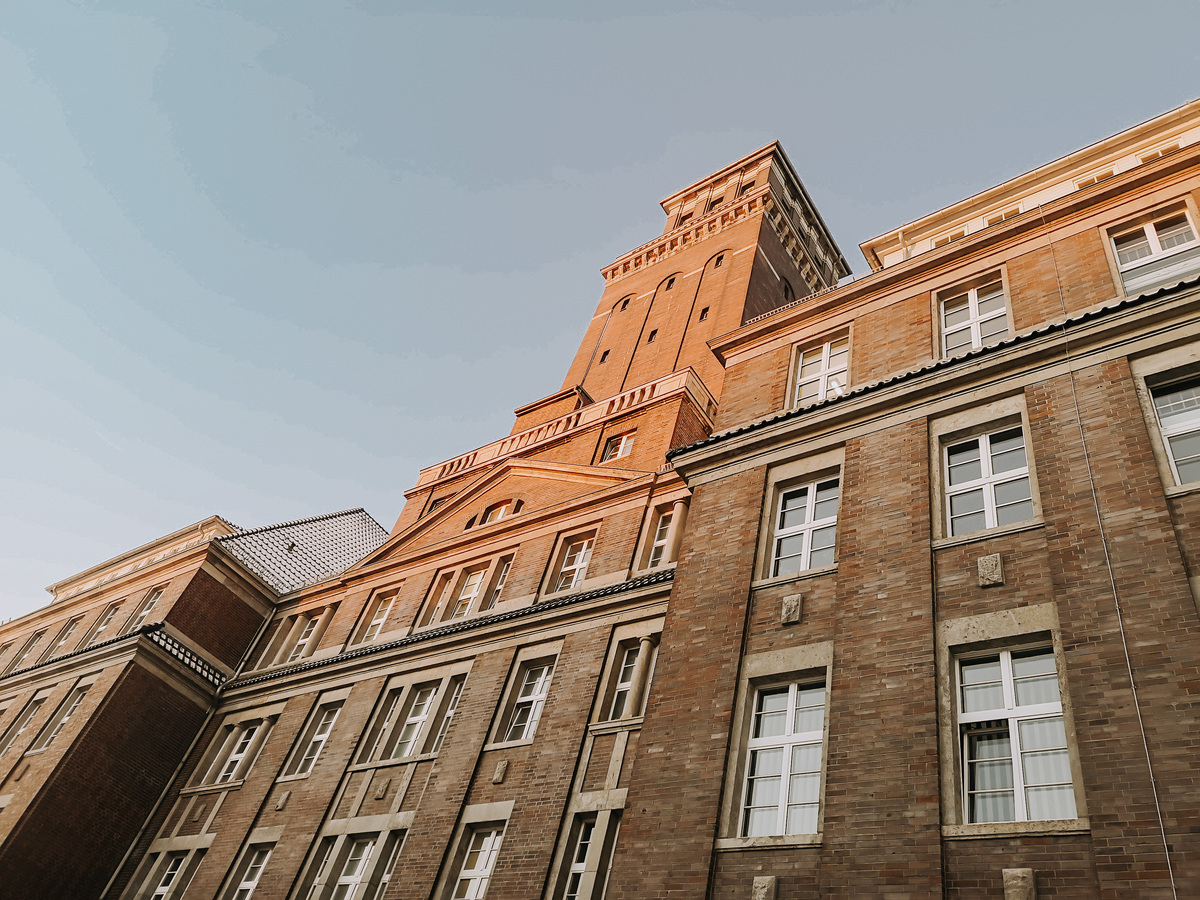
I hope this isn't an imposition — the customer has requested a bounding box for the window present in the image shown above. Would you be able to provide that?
[619,297,630,311]
[708,196,724,212]
[423,555,515,626]
[646,329,657,343]
[27,680,91,753]
[770,478,839,577]
[484,558,512,609]
[553,537,593,591]
[945,426,1033,536]
[1075,168,1114,189]
[231,845,272,900]
[502,661,554,742]
[665,277,675,290]
[288,618,320,662]
[449,568,487,619]
[714,253,724,268]
[1151,377,1200,484]
[286,701,343,777]
[150,853,187,899]
[41,616,83,662]
[123,586,166,634]
[300,831,404,900]
[563,818,595,900]
[264,604,337,666]
[598,350,609,364]
[698,306,709,321]
[678,212,692,228]
[427,496,450,515]
[738,180,755,196]
[932,228,966,249]
[85,602,123,647]
[356,589,398,644]
[5,630,46,674]
[958,647,1076,824]
[601,431,634,462]
[940,276,1008,356]
[198,713,277,785]
[359,674,467,763]
[647,511,673,568]
[1111,211,1200,295]
[1140,142,1180,163]
[793,336,848,407]
[480,500,519,525]
[453,826,504,900]
[740,681,826,837]
[0,693,48,756]
[986,206,1020,227]
[331,836,375,900]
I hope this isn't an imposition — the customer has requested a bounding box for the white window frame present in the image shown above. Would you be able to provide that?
[0,693,48,756]
[5,630,46,674]
[646,511,673,568]
[287,617,320,663]
[85,602,124,647]
[150,852,187,900]
[216,723,261,783]
[41,616,84,662]
[770,478,839,578]
[286,701,343,778]
[739,681,827,838]
[449,568,487,619]
[553,537,593,592]
[957,646,1077,825]
[944,425,1034,537]
[358,590,397,644]
[500,660,555,744]
[600,432,634,462]
[421,554,516,626]
[231,844,272,900]
[792,335,848,408]
[452,826,504,900]
[939,275,1009,357]
[1110,209,1200,295]
[428,675,466,755]
[28,679,93,753]
[330,835,376,900]
[122,586,166,634]
[1150,375,1200,485]
[359,672,467,764]
[562,817,595,900]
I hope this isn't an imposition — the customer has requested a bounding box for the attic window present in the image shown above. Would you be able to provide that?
[620,297,631,311]
[480,500,520,525]
[599,350,610,364]
[1075,169,1115,189]
[714,254,724,268]
[986,207,1020,227]
[427,497,449,515]
[679,212,693,227]
[738,180,755,196]
[932,229,967,249]
[1141,143,1180,164]
[708,196,724,212]
[665,277,676,290]
[699,307,709,321]
[647,330,658,343]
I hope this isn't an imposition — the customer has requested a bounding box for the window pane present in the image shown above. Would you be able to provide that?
[779,490,809,529]
[785,803,819,835]
[772,535,806,576]
[1154,382,1200,423]
[1115,229,1152,265]
[949,489,985,517]
[947,441,981,484]
[945,327,973,352]
[812,482,839,520]
[808,544,835,569]
[969,731,1011,760]
[788,770,821,805]
[942,295,970,326]
[1022,749,1072,785]
[753,690,788,738]
[1018,716,1067,751]
[743,807,778,837]
[790,741,822,774]
[1155,216,1195,250]
[961,682,1004,712]
[797,380,820,404]
[1014,673,1059,705]
[971,758,1014,790]
[979,317,1009,341]
[970,790,1015,823]
[950,501,987,535]
[1025,784,1077,820]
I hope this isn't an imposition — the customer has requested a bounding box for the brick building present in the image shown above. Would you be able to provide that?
[2,103,1199,898]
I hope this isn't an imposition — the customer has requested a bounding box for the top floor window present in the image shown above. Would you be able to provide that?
[940,276,1009,356]
[122,586,165,635]
[601,432,634,462]
[771,479,839,577]
[1111,211,1200,295]
[480,500,519,525]
[1152,376,1200,485]
[794,337,848,408]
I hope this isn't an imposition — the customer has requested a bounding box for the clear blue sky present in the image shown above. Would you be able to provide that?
[2,0,1197,620]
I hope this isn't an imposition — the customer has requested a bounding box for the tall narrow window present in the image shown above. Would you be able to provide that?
[150,853,187,900]
[563,818,595,900]
[232,845,273,900]
[453,827,504,900]
[1152,377,1200,484]
[123,586,166,634]
[288,702,342,777]
[216,723,261,783]
[794,337,848,407]
[199,715,275,785]
[6,630,46,674]
[959,647,1076,824]
[387,685,437,759]
[0,695,47,756]
[86,603,123,647]
[358,590,397,644]
[741,681,826,836]
[428,677,465,754]
[608,646,640,720]
[771,479,839,577]
[330,836,376,900]
[28,683,90,753]
[287,617,320,663]
[554,538,593,591]
[945,427,1034,536]
[940,277,1009,356]
[450,569,487,619]
[483,558,512,610]
[503,662,554,742]
[41,617,83,662]
[647,512,673,568]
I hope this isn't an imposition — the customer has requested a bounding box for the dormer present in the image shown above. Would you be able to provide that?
[861,98,1200,271]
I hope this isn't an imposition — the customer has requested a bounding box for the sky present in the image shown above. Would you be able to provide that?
[2,0,1198,621]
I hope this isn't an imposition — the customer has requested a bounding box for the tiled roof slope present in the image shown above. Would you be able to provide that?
[217,508,387,595]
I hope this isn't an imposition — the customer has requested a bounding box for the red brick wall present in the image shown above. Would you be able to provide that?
[166,568,266,668]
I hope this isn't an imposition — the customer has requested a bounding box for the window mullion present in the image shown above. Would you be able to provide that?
[1009,718,1028,821]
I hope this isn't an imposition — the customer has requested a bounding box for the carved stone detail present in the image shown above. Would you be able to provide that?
[781,594,803,625]
[978,553,1004,587]
[1002,867,1035,900]
[492,759,509,784]
[751,875,777,900]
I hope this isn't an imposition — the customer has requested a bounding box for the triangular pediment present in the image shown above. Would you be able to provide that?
[356,458,645,568]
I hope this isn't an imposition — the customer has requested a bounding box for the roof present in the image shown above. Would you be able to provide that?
[217,508,388,595]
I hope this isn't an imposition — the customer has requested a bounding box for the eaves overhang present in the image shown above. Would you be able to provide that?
[672,273,1200,470]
